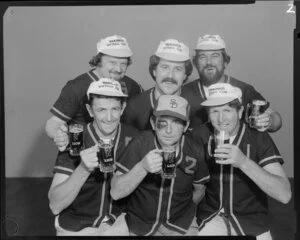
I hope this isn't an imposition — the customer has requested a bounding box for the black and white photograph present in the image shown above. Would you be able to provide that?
[2,1,297,239]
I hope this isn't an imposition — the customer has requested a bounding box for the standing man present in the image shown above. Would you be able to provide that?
[45,35,143,151]
[183,34,281,132]
[191,83,291,239]
[111,95,210,236]
[121,39,193,130]
[48,78,140,236]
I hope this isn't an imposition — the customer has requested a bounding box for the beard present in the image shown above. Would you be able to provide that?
[199,66,225,86]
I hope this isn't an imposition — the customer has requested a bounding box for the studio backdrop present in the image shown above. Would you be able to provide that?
[3,2,294,177]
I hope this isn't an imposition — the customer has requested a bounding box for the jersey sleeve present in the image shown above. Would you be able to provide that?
[116,134,144,174]
[256,132,283,168]
[50,80,80,122]
[53,151,80,176]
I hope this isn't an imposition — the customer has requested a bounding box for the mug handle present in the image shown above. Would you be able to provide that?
[245,103,251,123]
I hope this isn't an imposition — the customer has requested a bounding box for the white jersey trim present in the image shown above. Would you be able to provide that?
[51,107,71,121]
[54,166,73,174]
[259,155,283,166]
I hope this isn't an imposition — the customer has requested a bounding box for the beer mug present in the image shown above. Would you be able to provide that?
[69,123,84,156]
[98,139,115,173]
[245,100,270,129]
[208,130,229,161]
[161,146,177,179]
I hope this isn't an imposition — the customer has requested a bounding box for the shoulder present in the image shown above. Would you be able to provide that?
[228,76,252,89]
[127,88,152,103]
[125,130,154,148]
[188,123,211,144]
[183,79,199,91]
[64,71,93,91]
[120,123,140,137]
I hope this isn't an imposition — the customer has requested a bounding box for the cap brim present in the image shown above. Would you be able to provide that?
[88,90,128,99]
[195,44,225,51]
[155,52,189,62]
[153,110,188,121]
[201,97,236,106]
[98,49,132,57]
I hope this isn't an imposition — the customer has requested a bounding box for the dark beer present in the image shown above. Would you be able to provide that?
[162,149,176,179]
[98,140,115,173]
[69,124,84,156]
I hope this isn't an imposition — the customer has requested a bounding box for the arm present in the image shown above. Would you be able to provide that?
[45,115,69,151]
[215,145,291,204]
[192,183,206,205]
[48,145,99,215]
[110,149,162,200]
[239,158,291,204]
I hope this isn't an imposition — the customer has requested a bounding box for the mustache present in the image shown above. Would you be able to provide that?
[204,64,215,68]
[162,78,177,84]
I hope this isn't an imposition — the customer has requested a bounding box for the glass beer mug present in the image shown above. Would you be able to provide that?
[161,146,177,179]
[69,123,84,156]
[208,130,229,161]
[245,100,269,129]
[98,139,115,173]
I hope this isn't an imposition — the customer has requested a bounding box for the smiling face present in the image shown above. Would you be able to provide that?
[151,116,187,148]
[98,55,129,81]
[195,50,227,86]
[153,59,187,95]
[87,96,125,138]
[208,103,243,137]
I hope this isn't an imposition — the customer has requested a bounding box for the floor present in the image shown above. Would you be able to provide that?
[4,178,297,238]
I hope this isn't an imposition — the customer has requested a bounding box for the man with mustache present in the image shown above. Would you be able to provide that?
[45,35,143,151]
[121,39,193,130]
[182,34,282,132]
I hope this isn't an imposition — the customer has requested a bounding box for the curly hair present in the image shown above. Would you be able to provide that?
[89,52,132,67]
[192,49,231,68]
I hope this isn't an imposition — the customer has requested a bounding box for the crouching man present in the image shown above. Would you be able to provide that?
[191,83,291,239]
[48,78,139,236]
[111,95,210,236]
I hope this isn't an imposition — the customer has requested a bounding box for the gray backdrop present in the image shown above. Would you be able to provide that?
[4,2,294,177]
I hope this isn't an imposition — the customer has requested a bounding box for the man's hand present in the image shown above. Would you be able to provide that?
[79,145,99,172]
[141,149,163,173]
[214,144,248,169]
[53,124,69,151]
[255,110,272,132]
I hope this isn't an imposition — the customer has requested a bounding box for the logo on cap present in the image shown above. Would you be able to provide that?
[87,78,128,99]
[96,35,133,57]
[195,34,226,50]
[155,39,190,62]
[170,99,178,108]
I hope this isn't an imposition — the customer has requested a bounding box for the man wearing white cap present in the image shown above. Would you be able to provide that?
[45,35,143,151]
[111,95,210,236]
[190,83,291,239]
[48,78,140,236]
[122,39,193,130]
[183,34,282,133]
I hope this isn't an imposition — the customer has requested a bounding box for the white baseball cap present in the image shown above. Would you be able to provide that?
[155,39,190,62]
[87,78,128,99]
[195,34,226,50]
[153,95,189,121]
[96,35,133,57]
[201,83,242,106]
